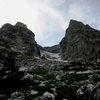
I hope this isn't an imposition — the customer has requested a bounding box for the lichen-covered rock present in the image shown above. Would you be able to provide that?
[60,20,100,61]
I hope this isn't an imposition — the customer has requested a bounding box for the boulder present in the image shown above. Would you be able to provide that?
[43,91,55,100]
[9,92,25,100]
[0,94,7,100]
[33,92,55,100]
[30,90,38,95]
[89,82,100,100]
[22,73,34,80]
[76,80,94,100]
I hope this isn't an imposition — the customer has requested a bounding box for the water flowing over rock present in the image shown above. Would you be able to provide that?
[60,20,100,61]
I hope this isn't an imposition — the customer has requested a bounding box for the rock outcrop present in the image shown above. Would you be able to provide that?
[44,44,60,53]
[60,20,100,60]
[0,22,40,64]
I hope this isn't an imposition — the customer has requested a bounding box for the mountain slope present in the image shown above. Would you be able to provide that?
[60,20,100,60]
[44,44,60,53]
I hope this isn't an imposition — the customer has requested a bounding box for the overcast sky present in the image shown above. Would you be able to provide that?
[0,0,100,46]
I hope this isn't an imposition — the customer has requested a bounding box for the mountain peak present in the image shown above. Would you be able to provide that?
[15,22,27,29]
[69,19,83,24]
[68,19,84,31]
[1,23,13,29]
[70,19,83,24]
[60,20,100,60]
[0,22,40,58]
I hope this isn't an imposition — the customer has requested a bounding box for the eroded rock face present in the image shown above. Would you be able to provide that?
[0,22,40,63]
[60,20,100,60]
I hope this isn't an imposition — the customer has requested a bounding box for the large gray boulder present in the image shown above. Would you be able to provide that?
[60,20,100,61]
[76,80,94,100]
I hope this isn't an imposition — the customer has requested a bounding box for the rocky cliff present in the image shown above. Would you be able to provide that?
[60,20,100,60]
[0,22,40,64]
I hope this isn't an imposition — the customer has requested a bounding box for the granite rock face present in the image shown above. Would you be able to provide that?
[0,22,40,63]
[60,20,100,60]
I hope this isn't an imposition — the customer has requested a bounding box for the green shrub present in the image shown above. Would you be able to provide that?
[30,68,48,75]
[44,74,56,80]
[56,84,78,100]
[64,74,88,84]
